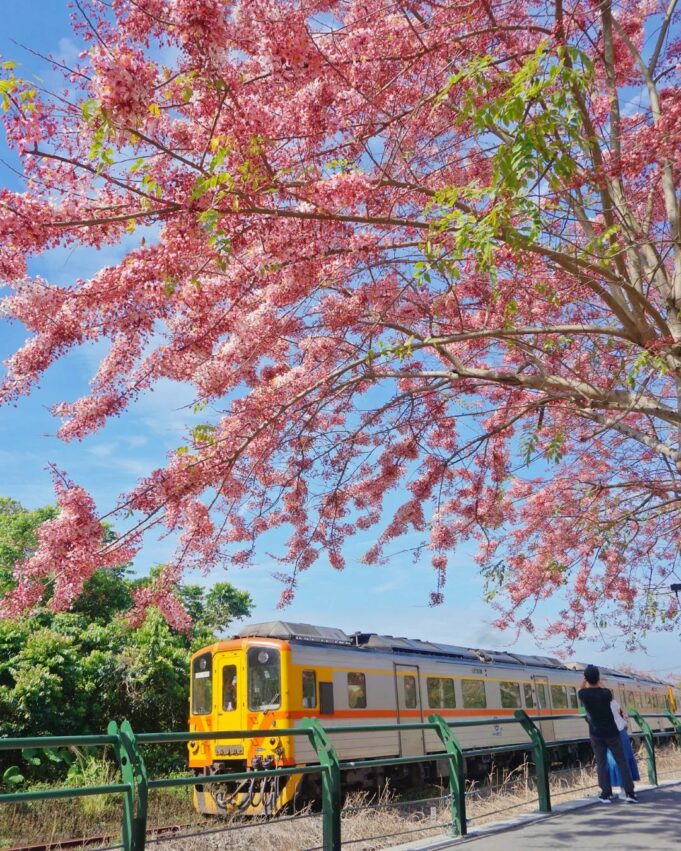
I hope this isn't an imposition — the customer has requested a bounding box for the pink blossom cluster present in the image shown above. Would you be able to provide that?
[0,475,139,619]
[170,0,231,59]
[129,564,193,631]
[92,47,157,127]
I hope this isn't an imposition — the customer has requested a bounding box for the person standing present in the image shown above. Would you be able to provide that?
[578,665,638,804]
[607,697,640,792]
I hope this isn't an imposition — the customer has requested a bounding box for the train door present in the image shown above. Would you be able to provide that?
[534,676,555,742]
[215,651,246,746]
[394,664,425,756]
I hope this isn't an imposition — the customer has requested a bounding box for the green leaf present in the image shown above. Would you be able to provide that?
[22,748,41,766]
[192,424,216,444]
[44,747,64,763]
[3,766,25,786]
[81,98,99,122]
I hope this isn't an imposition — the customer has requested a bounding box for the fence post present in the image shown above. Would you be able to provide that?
[300,718,341,851]
[109,721,149,851]
[428,714,467,836]
[628,710,657,786]
[120,721,149,851]
[514,710,551,813]
[108,721,135,851]
[665,712,681,749]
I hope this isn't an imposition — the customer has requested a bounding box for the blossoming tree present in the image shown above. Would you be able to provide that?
[1,0,680,643]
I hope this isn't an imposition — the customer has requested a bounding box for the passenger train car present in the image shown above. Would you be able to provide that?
[188,621,680,815]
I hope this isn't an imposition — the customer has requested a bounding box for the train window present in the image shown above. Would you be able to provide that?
[523,684,535,708]
[627,690,636,709]
[404,675,418,709]
[192,652,213,715]
[302,670,317,709]
[462,679,487,709]
[536,683,549,709]
[500,681,521,709]
[247,647,281,712]
[320,682,334,715]
[551,685,568,709]
[567,687,578,709]
[348,672,367,709]
[427,677,456,709]
[222,665,237,712]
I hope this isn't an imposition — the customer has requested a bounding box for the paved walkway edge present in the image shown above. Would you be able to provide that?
[386,779,681,851]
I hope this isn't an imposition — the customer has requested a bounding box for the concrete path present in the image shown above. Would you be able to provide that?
[390,781,681,850]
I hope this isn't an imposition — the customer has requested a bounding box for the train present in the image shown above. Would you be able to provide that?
[187,621,680,816]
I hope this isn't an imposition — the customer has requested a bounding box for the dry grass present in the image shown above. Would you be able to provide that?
[0,785,205,850]
[2,743,680,851]
[152,741,681,851]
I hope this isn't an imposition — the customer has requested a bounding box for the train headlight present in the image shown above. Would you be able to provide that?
[258,650,270,663]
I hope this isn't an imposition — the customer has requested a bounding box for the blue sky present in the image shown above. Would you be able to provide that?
[1,2,680,676]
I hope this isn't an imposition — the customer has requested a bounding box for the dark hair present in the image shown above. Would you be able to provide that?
[584,664,600,685]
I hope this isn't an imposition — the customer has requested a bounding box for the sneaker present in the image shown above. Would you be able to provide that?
[624,794,639,804]
[598,795,613,804]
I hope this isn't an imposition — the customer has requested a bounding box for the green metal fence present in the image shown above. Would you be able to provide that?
[1,711,679,851]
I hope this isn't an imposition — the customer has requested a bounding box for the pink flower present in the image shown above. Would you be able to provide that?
[92,47,157,127]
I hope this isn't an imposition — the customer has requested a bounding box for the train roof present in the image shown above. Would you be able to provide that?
[236,622,673,686]
[237,621,568,670]
[238,621,354,645]
[565,661,670,686]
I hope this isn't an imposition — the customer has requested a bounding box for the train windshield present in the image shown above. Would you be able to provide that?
[247,647,281,711]
[191,652,213,715]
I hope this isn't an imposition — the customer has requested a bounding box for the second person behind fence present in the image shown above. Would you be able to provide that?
[607,696,640,793]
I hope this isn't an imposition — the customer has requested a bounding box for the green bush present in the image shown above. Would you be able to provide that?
[0,498,254,780]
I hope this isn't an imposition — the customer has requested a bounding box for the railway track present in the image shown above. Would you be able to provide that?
[7,823,194,851]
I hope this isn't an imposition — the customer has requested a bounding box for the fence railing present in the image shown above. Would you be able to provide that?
[1,710,679,851]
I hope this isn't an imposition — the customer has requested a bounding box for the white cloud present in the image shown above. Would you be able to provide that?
[55,37,80,66]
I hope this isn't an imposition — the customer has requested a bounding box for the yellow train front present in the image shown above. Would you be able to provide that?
[188,629,308,816]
